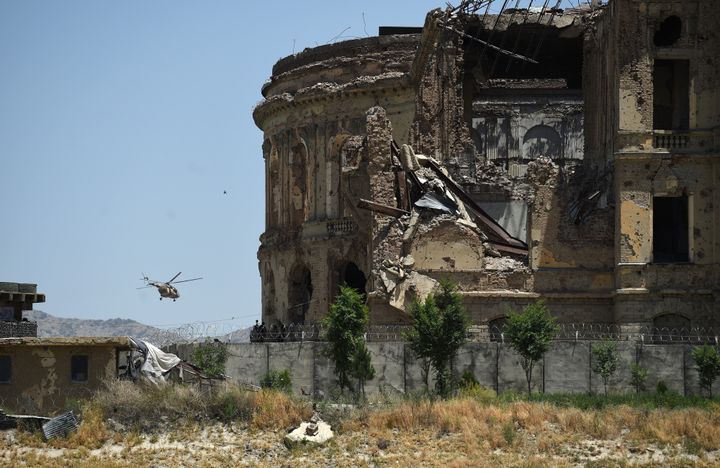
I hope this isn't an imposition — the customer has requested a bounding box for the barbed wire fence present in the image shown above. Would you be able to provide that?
[138,319,720,348]
[483,323,720,345]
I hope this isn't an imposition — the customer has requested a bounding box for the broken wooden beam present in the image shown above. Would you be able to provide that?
[394,169,410,211]
[490,242,530,256]
[358,199,410,218]
[423,158,528,251]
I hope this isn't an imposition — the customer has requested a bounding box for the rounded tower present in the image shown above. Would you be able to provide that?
[254,34,420,325]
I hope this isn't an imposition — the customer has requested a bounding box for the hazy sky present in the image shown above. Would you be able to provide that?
[0,1,583,331]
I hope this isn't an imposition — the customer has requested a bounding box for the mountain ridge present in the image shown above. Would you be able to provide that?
[24,310,163,340]
[21,310,251,343]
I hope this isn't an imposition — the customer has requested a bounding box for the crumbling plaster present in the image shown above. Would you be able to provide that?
[256,0,719,331]
[605,0,720,327]
[0,344,119,414]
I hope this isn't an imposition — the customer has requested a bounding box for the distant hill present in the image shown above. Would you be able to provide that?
[24,310,163,341]
[216,327,251,343]
[22,310,251,343]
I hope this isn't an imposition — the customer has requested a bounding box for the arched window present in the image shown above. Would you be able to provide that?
[288,264,312,325]
[652,313,690,343]
[652,313,690,332]
[263,267,276,321]
[522,125,561,160]
[339,262,366,297]
[289,136,308,226]
[267,140,280,228]
[488,316,508,342]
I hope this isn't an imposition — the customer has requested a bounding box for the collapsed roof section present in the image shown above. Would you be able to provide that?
[416,1,605,90]
[359,141,528,255]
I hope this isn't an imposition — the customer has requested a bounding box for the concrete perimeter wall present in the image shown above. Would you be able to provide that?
[168,341,712,397]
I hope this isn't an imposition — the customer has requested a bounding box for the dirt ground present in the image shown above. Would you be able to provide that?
[3,415,720,467]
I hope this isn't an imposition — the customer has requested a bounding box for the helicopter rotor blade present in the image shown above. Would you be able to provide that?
[167,272,182,284]
[140,272,157,284]
[171,277,203,284]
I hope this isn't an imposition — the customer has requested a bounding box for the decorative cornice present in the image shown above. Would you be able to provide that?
[253,74,412,129]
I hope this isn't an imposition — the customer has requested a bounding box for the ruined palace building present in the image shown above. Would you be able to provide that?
[254,0,720,334]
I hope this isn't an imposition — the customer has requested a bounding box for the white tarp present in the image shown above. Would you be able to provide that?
[138,340,181,384]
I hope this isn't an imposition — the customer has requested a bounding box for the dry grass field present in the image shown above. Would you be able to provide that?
[3,381,720,467]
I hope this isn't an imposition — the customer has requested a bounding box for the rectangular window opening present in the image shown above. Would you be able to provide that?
[653,59,689,130]
[71,355,89,382]
[653,196,689,263]
[0,356,10,383]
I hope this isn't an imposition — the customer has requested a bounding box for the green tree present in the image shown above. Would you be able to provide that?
[504,301,558,396]
[592,339,619,396]
[405,281,469,398]
[405,285,435,393]
[191,340,229,378]
[323,285,374,396]
[692,345,720,397]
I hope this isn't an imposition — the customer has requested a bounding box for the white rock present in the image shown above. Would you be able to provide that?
[284,420,333,447]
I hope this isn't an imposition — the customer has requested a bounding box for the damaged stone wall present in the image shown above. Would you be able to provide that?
[174,340,715,399]
[410,11,477,177]
[607,0,720,329]
[255,36,419,325]
[0,344,118,414]
[255,0,719,330]
[402,5,618,324]
[472,92,585,177]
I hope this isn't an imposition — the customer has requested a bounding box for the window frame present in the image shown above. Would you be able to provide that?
[652,195,692,264]
[70,355,89,383]
[652,59,690,131]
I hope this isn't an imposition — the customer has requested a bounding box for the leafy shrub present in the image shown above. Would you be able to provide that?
[656,380,669,395]
[191,341,229,378]
[459,384,497,402]
[460,370,479,388]
[630,364,649,394]
[260,369,293,393]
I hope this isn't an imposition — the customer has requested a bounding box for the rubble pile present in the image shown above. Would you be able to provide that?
[367,144,529,312]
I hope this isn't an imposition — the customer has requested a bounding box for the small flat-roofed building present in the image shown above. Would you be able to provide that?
[0,337,132,414]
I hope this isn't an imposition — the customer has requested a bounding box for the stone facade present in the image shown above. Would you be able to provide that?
[254,1,720,331]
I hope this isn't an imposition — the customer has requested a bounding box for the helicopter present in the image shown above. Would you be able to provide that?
[137,272,202,301]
